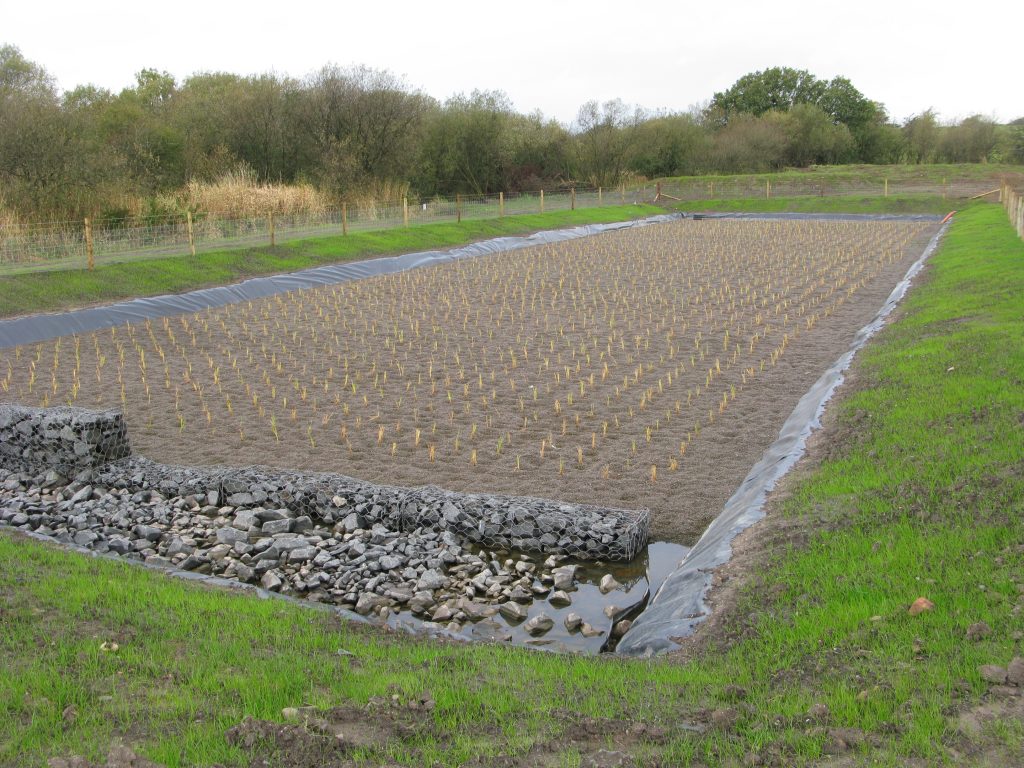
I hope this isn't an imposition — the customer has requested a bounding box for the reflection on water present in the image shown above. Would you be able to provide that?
[387,540,689,653]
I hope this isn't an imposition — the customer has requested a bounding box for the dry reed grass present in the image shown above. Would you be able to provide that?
[177,165,331,218]
[347,178,411,220]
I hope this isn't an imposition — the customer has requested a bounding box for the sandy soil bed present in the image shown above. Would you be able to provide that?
[1,218,938,544]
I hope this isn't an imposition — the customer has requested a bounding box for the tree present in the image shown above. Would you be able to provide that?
[779,103,855,166]
[417,91,516,196]
[938,115,997,163]
[0,44,56,99]
[627,113,710,177]
[573,99,640,187]
[902,110,939,163]
[709,67,825,122]
[710,113,788,172]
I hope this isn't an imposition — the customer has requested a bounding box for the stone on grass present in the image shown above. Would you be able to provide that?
[908,596,934,616]
[966,621,992,641]
[979,665,1008,685]
[1007,657,1024,686]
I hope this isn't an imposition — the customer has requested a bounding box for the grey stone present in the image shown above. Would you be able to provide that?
[1007,657,1024,686]
[564,612,583,632]
[133,524,162,542]
[262,518,292,535]
[378,555,402,571]
[69,485,93,504]
[260,572,283,591]
[409,592,435,614]
[339,512,365,532]
[471,620,512,642]
[73,530,99,547]
[416,569,447,592]
[216,527,248,546]
[498,602,528,622]
[355,593,384,615]
[549,590,572,607]
[232,510,258,530]
[286,546,318,563]
[599,574,622,594]
[106,536,133,555]
[524,614,554,636]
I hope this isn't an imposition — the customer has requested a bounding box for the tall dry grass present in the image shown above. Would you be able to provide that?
[346,178,411,219]
[176,165,331,219]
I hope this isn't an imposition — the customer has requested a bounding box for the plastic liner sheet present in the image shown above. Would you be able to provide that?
[617,220,950,657]
[0,214,681,350]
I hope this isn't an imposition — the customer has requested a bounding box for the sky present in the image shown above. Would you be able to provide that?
[5,0,1021,126]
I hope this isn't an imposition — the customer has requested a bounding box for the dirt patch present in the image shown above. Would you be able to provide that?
[1,219,937,546]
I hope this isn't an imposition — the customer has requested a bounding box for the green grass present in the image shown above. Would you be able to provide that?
[662,162,1021,186]
[673,193,964,215]
[1,204,1022,766]
[0,205,661,319]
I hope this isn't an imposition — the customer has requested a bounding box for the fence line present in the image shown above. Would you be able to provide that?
[1003,183,1024,239]
[0,177,1007,275]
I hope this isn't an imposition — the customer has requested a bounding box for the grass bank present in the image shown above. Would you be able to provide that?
[663,162,1022,186]
[673,193,962,215]
[0,205,661,319]
[1,204,1021,767]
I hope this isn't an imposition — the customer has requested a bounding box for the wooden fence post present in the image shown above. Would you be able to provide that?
[456,194,462,223]
[598,187,602,205]
[766,179,771,199]
[884,178,889,197]
[620,184,625,204]
[342,203,348,236]
[709,181,714,199]
[540,190,544,213]
[403,197,409,228]
[268,213,275,246]
[499,191,504,217]
[571,188,576,210]
[187,211,196,257]
[84,217,94,271]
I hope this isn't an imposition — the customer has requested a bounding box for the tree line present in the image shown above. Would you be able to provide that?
[2,46,1021,221]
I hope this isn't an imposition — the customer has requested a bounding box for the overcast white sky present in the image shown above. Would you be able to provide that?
[6,0,1021,125]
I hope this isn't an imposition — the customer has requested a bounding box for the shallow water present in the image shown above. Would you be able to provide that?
[387,540,689,653]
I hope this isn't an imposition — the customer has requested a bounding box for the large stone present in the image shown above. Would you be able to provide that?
[416,569,447,592]
[262,518,293,535]
[216,527,248,546]
[1007,657,1024,686]
[260,572,283,591]
[524,613,554,636]
[498,602,528,622]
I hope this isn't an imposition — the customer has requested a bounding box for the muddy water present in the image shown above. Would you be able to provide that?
[386,541,688,653]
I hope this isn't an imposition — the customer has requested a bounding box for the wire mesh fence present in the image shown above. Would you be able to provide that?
[0,186,645,275]
[0,176,1003,275]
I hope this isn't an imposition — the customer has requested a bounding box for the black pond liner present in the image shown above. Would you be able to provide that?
[0,213,681,349]
[616,213,949,657]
